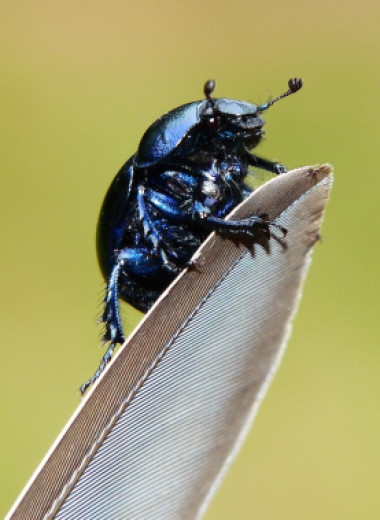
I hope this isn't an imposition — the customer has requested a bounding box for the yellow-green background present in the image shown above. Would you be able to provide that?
[1,1,379,518]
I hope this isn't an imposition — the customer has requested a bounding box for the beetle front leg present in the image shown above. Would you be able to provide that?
[193,211,287,238]
[247,152,287,174]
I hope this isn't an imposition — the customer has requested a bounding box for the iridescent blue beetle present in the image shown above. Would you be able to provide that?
[81,77,303,393]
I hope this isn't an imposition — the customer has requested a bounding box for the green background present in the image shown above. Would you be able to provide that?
[1,1,379,518]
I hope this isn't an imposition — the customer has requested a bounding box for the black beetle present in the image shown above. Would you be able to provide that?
[80,77,303,393]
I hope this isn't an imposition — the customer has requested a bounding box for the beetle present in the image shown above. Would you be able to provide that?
[80,77,303,394]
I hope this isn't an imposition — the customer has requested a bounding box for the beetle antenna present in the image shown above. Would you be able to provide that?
[204,79,216,109]
[259,77,303,112]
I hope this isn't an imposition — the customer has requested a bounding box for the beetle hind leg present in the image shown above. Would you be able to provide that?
[79,341,118,395]
[80,260,125,395]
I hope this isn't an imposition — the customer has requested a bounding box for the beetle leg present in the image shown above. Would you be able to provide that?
[79,340,118,395]
[137,185,186,272]
[193,211,287,238]
[145,161,195,176]
[161,253,182,274]
[246,152,287,174]
[80,259,125,394]
[101,260,125,344]
[137,185,162,250]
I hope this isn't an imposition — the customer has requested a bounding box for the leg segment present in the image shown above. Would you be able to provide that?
[80,259,125,394]
[137,185,186,271]
[247,152,287,174]
[137,185,161,251]
[193,212,287,237]
[80,245,182,394]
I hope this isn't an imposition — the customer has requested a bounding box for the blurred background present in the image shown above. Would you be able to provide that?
[1,1,379,518]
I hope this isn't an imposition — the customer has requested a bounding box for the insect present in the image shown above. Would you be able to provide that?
[80,77,303,394]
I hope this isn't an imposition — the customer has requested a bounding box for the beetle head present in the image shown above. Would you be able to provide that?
[201,80,263,145]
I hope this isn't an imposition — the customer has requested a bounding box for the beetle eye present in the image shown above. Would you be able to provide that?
[203,114,219,130]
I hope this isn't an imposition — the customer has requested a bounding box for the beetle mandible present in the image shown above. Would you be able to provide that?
[80,77,303,393]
